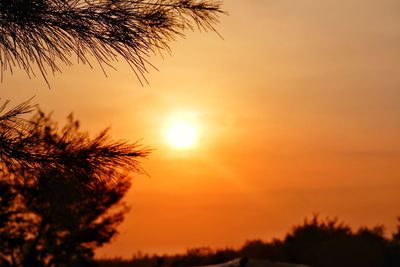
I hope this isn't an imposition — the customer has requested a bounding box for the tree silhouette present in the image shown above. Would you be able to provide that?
[0,0,225,84]
[0,111,149,267]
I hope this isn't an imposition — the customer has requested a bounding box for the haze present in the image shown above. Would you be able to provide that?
[2,0,400,258]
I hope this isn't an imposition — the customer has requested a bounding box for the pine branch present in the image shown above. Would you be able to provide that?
[0,100,149,184]
[0,0,225,84]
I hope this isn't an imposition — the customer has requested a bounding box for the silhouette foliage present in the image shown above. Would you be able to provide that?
[282,216,387,267]
[0,100,147,182]
[0,0,225,84]
[97,216,400,267]
[0,109,148,267]
[393,218,400,241]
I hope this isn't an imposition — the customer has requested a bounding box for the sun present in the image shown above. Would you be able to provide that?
[164,114,199,150]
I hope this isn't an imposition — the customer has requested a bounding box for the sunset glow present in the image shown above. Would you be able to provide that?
[164,114,199,150]
[162,110,200,150]
[2,0,400,260]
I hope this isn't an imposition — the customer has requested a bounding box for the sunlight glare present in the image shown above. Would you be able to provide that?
[164,114,199,150]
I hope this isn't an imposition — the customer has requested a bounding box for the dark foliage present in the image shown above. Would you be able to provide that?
[0,99,38,175]
[240,239,284,261]
[0,0,225,84]
[282,216,388,267]
[170,247,239,267]
[393,217,400,241]
[0,109,148,267]
[97,216,400,267]
[0,99,148,183]
[98,248,240,267]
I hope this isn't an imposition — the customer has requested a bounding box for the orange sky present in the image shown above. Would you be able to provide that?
[2,0,400,258]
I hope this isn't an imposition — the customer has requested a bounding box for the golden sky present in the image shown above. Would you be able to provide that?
[2,0,400,258]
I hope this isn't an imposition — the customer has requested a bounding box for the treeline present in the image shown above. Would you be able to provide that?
[97,215,400,267]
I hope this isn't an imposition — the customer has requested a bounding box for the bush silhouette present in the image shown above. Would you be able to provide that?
[283,216,385,267]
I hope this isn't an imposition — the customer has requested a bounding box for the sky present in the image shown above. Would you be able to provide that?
[2,0,400,258]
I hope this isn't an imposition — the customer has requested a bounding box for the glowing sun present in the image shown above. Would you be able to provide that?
[164,114,199,150]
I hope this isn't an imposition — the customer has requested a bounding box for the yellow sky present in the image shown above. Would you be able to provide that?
[2,0,400,258]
